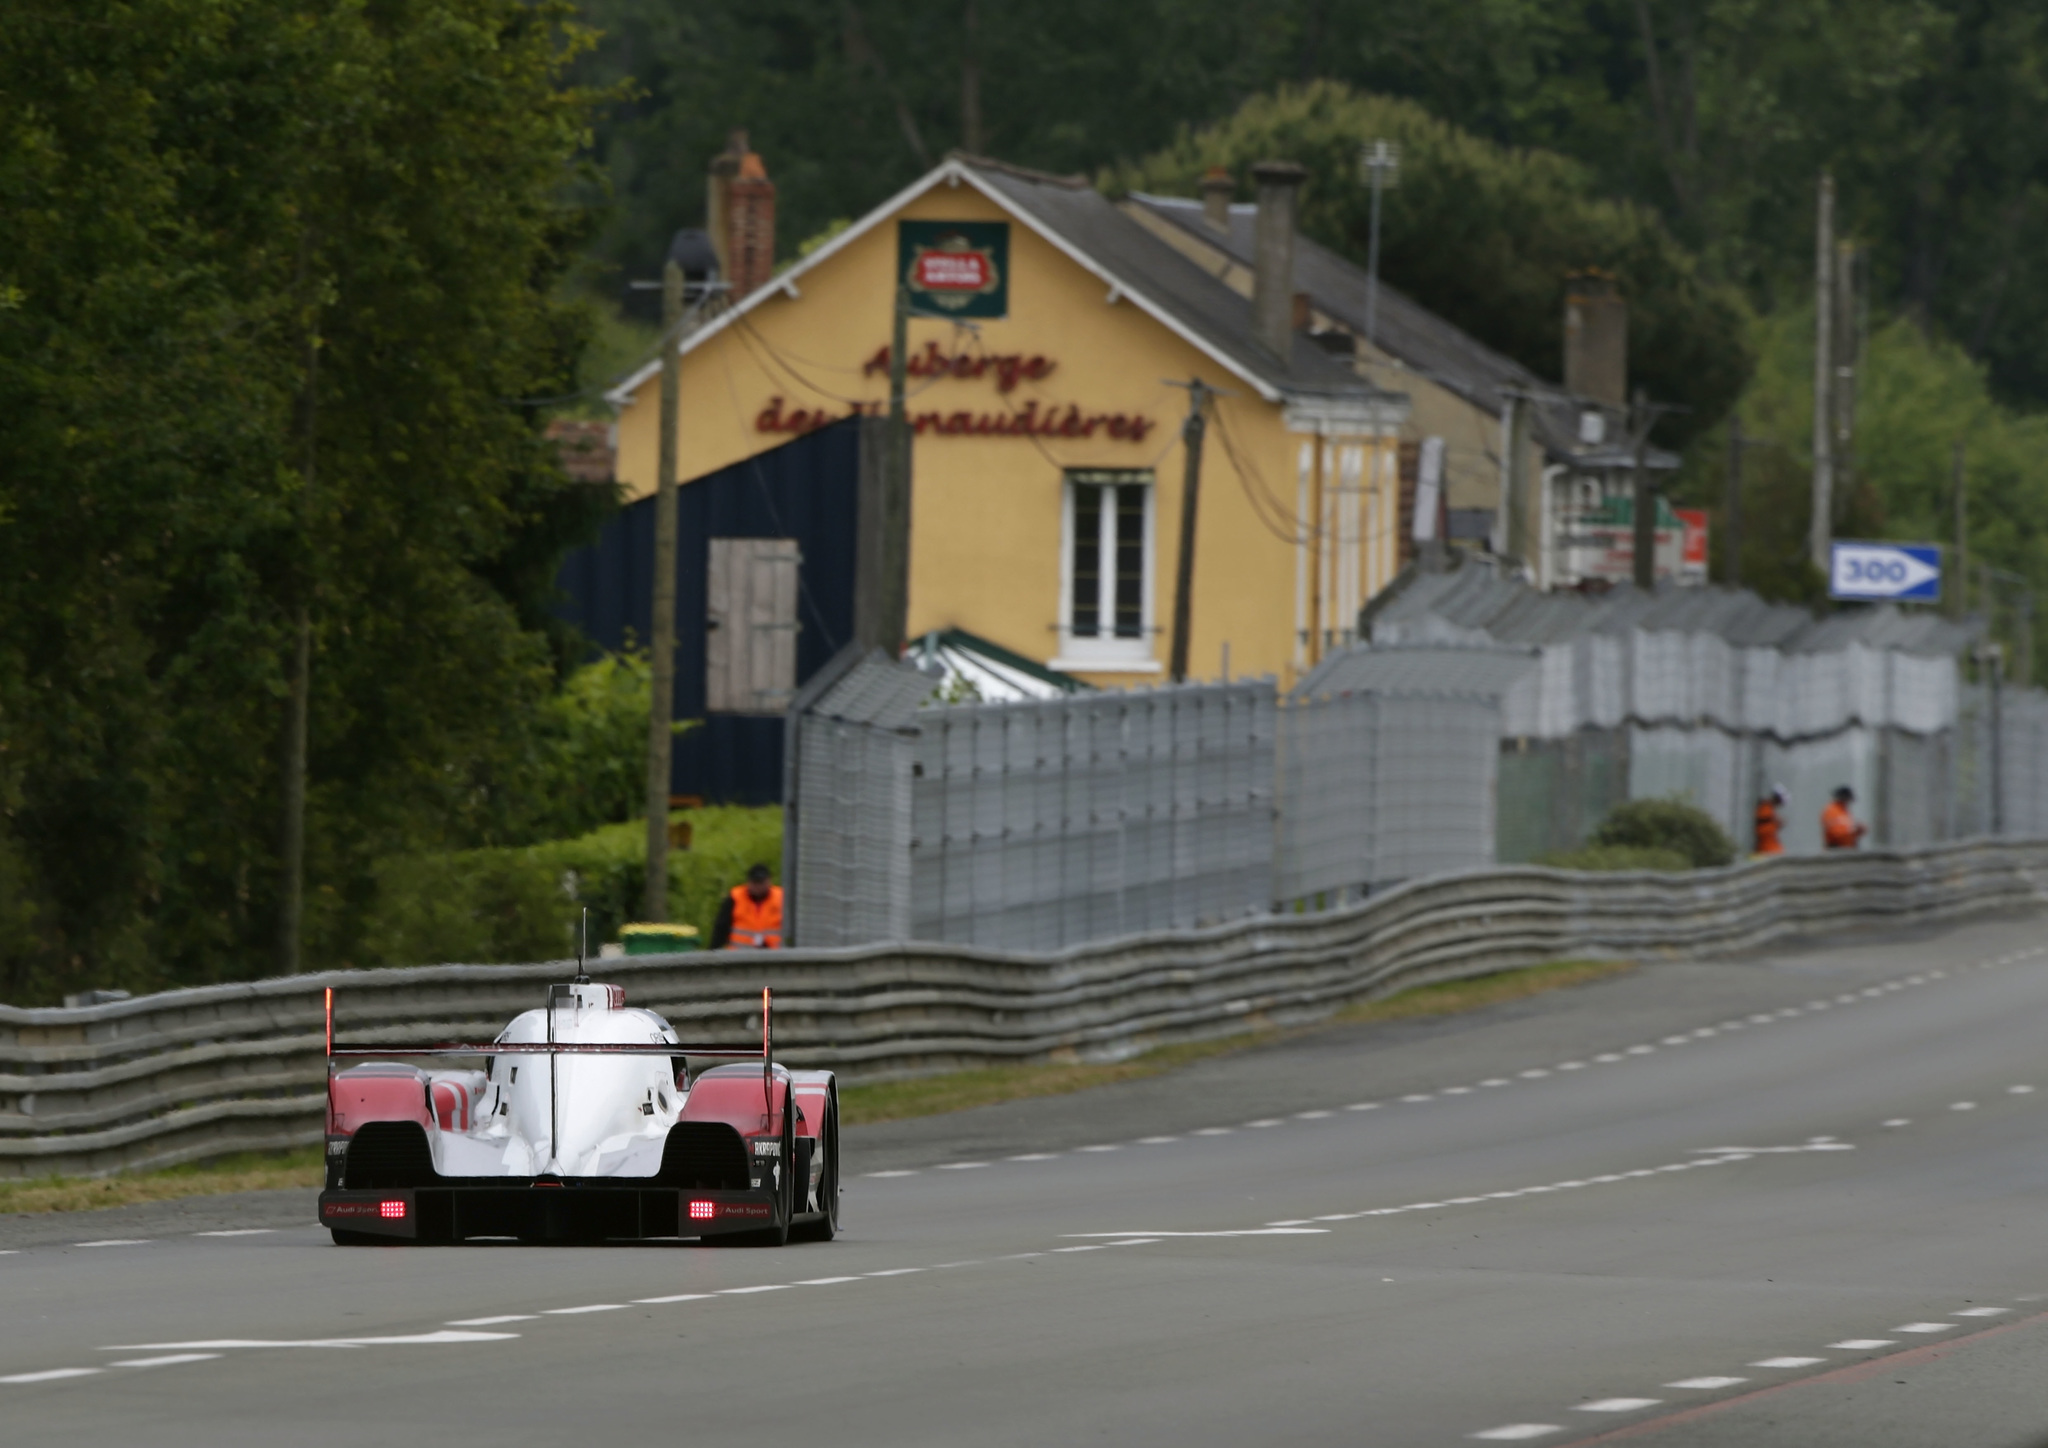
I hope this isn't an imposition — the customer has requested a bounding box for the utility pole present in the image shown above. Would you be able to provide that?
[1811,171,1835,574]
[1724,413,1744,588]
[878,285,912,651]
[1950,439,1968,620]
[1166,379,1214,682]
[1359,140,1399,348]
[642,257,683,921]
[1632,389,1656,591]
[1307,437,1327,664]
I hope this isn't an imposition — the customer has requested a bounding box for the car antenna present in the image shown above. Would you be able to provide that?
[574,906,591,985]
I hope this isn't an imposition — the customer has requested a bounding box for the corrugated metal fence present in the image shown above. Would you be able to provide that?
[791,588,2048,952]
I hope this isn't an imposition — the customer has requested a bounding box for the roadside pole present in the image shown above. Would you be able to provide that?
[1811,172,1835,574]
[1631,389,1655,591]
[1724,413,1744,588]
[1167,379,1212,682]
[1951,439,1967,620]
[642,257,682,920]
[882,286,911,651]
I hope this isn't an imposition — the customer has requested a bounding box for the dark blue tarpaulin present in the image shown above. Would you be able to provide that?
[554,419,860,805]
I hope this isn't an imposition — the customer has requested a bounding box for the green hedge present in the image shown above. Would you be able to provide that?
[357,806,782,966]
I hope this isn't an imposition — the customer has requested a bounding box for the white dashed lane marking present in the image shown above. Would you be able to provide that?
[110,1354,219,1369]
[1749,1355,1824,1367]
[1576,1397,1660,1412]
[1828,1339,1894,1349]
[1470,1425,1561,1441]
[1666,1376,1746,1389]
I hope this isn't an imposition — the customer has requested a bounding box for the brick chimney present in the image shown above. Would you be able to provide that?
[1563,270,1627,410]
[725,147,777,299]
[1201,166,1234,231]
[1251,161,1306,360]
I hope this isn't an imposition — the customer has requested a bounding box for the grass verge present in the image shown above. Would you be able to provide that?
[0,1146,325,1218]
[839,957,1633,1126]
[2,958,1632,1214]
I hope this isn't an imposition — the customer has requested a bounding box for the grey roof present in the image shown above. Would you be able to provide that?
[1294,641,1538,700]
[1127,193,1679,471]
[964,160,1391,405]
[1370,566,1982,658]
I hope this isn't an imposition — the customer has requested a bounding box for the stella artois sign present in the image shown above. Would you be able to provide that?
[898,220,1008,318]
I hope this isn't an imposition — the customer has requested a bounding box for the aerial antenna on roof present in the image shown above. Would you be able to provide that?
[574,907,591,985]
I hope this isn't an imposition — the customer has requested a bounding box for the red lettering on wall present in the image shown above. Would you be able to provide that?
[861,342,1059,393]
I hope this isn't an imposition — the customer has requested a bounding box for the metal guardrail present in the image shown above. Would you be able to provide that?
[3,839,2043,1179]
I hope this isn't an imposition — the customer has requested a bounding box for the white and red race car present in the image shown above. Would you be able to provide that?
[318,977,838,1246]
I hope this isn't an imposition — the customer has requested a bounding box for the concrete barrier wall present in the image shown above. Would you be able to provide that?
[4,839,2043,1179]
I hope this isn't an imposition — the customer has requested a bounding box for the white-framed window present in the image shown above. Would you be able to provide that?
[1052,469,1158,671]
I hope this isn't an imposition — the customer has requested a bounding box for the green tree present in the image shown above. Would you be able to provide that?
[0,0,608,1004]
[1111,83,1753,445]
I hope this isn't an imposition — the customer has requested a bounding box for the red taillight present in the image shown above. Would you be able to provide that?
[380,1200,407,1220]
[689,1200,716,1220]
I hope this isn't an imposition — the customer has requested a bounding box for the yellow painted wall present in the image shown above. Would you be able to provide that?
[612,179,1394,690]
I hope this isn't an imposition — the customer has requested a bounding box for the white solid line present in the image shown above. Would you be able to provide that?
[543,1304,628,1314]
[1104,1239,1160,1246]
[717,1285,790,1295]
[794,1278,860,1286]
[1749,1356,1825,1368]
[193,1229,274,1237]
[1954,1307,2008,1316]
[631,1295,712,1304]
[1008,1152,1059,1160]
[930,1260,984,1268]
[865,1268,924,1276]
[1053,1245,1107,1253]
[1470,1426,1561,1440]
[1,1368,102,1384]
[74,1239,150,1247]
[110,1354,219,1369]
[1827,1340,1894,1350]
[1266,1219,1315,1227]
[936,1161,989,1170]
[864,1170,917,1178]
[1893,1322,1956,1333]
[446,1315,537,1325]
[1665,1376,1747,1389]
[1576,1398,1662,1412]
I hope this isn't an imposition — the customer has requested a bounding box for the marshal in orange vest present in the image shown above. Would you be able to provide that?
[724,883,783,949]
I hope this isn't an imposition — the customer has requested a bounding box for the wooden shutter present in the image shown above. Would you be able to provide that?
[706,538,802,714]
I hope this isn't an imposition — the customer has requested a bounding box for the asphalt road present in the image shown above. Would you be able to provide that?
[6,911,2048,1447]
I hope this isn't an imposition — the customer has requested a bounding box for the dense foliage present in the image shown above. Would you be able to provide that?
[0,0,609,1004]
[359,806,781,967]
[1109,84,1752,448]
[1590,797,1738,869]
[575,1,2048,413]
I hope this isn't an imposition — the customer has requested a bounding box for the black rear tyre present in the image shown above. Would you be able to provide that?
[792,1100,839,1243]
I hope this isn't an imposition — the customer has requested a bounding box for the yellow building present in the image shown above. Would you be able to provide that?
[608,153,1407,690]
